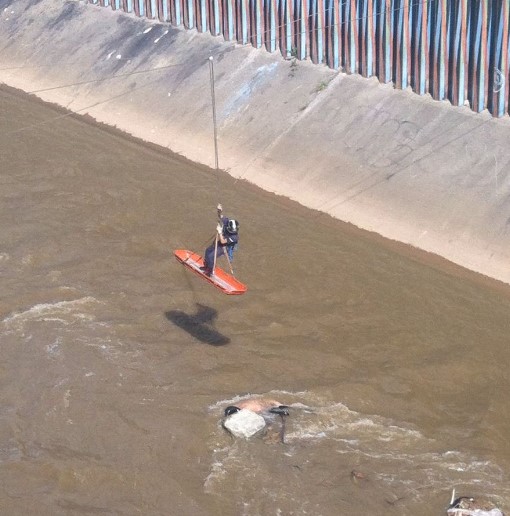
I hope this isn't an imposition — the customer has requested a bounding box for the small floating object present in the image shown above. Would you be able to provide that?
[350,470,367,484]
[223,409,266,439]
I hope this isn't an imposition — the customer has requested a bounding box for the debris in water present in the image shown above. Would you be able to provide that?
[222,397,290,441]
[223,409,265,439]
[350,470,368,484]
[447,489,505,516]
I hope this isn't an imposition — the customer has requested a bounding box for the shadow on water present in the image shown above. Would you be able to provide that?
[165,303,230,346]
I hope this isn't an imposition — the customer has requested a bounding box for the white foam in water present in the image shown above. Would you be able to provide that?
[207,391,510,506]
[204,447,231,493]
[78,335,124,360]
[45,337,62,357]
[2,296,99,331]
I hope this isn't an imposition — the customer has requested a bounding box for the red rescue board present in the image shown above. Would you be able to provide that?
[174,249,247,295]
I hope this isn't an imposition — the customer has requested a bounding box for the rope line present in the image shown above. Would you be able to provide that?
[27,62,188,94]
[5,75,164,135]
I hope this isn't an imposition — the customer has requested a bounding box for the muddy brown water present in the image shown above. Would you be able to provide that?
[1,85,509,515]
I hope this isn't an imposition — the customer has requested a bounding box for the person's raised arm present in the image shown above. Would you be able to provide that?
[216,222,227,245]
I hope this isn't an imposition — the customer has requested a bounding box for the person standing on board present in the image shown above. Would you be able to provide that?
[202,204,239,275]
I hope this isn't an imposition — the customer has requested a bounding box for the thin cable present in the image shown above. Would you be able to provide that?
[3,0,440,137]
[5,75,165,136]
[252,0,434,47]
[27,61,188,94]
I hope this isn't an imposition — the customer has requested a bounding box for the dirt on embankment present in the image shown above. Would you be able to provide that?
[1,0,509,285]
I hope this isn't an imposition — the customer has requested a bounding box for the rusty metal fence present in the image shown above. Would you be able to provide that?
[90,0,510,118]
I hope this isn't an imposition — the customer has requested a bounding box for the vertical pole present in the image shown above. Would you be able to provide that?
[480,0,489,112]
[395,0,403,88]
[200,0,207,31]
[316,0,325,64]
[360,0,367,75]
[450,1,460,105]
[209,56,220,275]
[287,0,293,59]
[403,0,410,89]
[366,0,374,77]
[330,0,340,69]
[310,0,317,63]
[430,1,439,98]
[501,0,509,116]
[298,0,307,59]
[384,0,392,83]
[376,0,384,80]
[226,0,234,40]
[421,0,429,94]
[256,0,263,48]
[348,0,357,74]
[458,0,468,106]
[439,0,448,100]
[208,57,220,173]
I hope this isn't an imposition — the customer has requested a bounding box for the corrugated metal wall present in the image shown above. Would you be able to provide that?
[90,0,510,118]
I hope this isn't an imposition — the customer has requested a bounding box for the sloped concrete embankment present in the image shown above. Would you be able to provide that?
[1,0,509,284]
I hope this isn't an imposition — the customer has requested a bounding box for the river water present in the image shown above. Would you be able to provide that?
[1,84,509,515]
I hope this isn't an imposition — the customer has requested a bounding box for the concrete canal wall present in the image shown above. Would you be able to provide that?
[88,0,510,119]
[1,0,510,285]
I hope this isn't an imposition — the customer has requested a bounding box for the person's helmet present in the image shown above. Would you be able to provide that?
[226,219,239,234]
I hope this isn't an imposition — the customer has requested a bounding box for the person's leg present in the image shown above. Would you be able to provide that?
[213,246,225,269]
[204,245,224,272]
[203,244,215,270]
